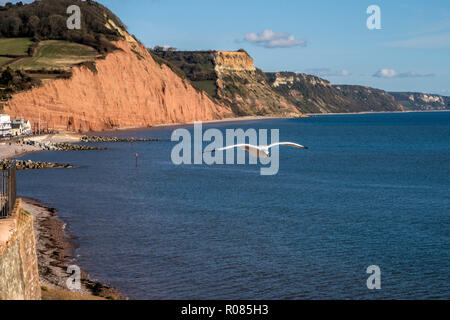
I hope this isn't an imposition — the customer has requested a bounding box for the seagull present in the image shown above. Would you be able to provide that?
[204,142,308,159]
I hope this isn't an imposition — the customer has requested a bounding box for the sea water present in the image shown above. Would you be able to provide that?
[17,112,450,299]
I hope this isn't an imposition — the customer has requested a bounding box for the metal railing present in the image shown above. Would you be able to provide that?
[0,161,16,219]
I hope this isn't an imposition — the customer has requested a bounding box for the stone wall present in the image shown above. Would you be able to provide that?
[0,199,41,300]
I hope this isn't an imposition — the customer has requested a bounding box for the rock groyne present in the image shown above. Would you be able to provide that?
[23,140,106,151]
[81,136,160,143]
[0,160,73,170]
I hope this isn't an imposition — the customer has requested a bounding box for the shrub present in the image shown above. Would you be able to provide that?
[0,0,127,53]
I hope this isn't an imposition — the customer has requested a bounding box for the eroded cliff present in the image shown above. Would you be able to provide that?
[213,51,299,116]
[389,92,450,111]
[267,72,403,114]
[4,41,231,132]
[151,49,301,117]
[213,51,256,73]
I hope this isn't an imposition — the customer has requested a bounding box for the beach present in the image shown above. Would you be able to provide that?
[0,141,40,160]
[0,133,82,160]
[21,198,125,300]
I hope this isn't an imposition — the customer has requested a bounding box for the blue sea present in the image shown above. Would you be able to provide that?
[17,112,450,299]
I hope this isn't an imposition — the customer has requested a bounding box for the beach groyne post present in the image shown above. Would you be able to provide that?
[1,161,16,219]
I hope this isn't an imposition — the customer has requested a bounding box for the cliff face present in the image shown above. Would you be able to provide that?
[267,72,403,114]
[213,51,256,73]
[150,50,302,117]
[4,41,230,132]
[270,72,332,89]
[389,92,450,111]
[213,52,299,116]
[336,85,403,113]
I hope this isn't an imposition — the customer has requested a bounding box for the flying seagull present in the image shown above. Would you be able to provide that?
[204,142,308,159]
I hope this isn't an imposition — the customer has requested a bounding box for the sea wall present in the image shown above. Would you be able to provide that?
[0,199,41,300]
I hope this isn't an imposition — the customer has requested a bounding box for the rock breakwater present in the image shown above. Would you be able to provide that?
[1,160,73,170]
[81,136,161,143]
[23,141,106,151]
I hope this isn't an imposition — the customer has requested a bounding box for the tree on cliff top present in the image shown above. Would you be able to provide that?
[0,0,127,53]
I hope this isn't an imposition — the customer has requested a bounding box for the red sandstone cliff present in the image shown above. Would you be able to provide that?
[4,41,231,132]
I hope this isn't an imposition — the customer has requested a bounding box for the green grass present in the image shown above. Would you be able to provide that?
[0,56,13,67]
[11,40,98,70]
[0,38,33,56]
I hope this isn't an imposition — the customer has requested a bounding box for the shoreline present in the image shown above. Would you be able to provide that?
[88,115,297,133]
[0,134,127,299]
[21,197,126,300]
[159,115,302,127]
[89,110,450,133]
[5,110,446,144]
[306,109,450,116]
[1,133,83,160]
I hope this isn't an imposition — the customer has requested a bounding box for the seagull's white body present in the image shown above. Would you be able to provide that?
[206,142,308,159]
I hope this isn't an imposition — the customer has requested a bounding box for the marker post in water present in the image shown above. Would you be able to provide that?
[136,153,139,167]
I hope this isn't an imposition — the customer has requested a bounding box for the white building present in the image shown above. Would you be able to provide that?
[11,118,32,136]
[23,120,32,135]
[0,114,12,137]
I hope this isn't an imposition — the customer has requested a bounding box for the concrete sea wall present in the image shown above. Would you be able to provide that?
[0,199,41,300]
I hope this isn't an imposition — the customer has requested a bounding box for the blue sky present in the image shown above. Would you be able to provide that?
[5,0,450,94]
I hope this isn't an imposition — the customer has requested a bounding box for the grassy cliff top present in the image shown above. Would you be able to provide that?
[0,38,34,56]
[10,40,98,71]
[0,0,129,101]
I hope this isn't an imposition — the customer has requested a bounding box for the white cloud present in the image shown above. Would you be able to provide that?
[373,69,435,78]
[373,69,398,78]
[243,30,306,48]
[397,71,436,78]
[305,68,351,77]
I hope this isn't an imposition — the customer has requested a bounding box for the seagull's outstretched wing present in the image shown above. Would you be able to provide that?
[203,144,259,154]
[268,142,308,150]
